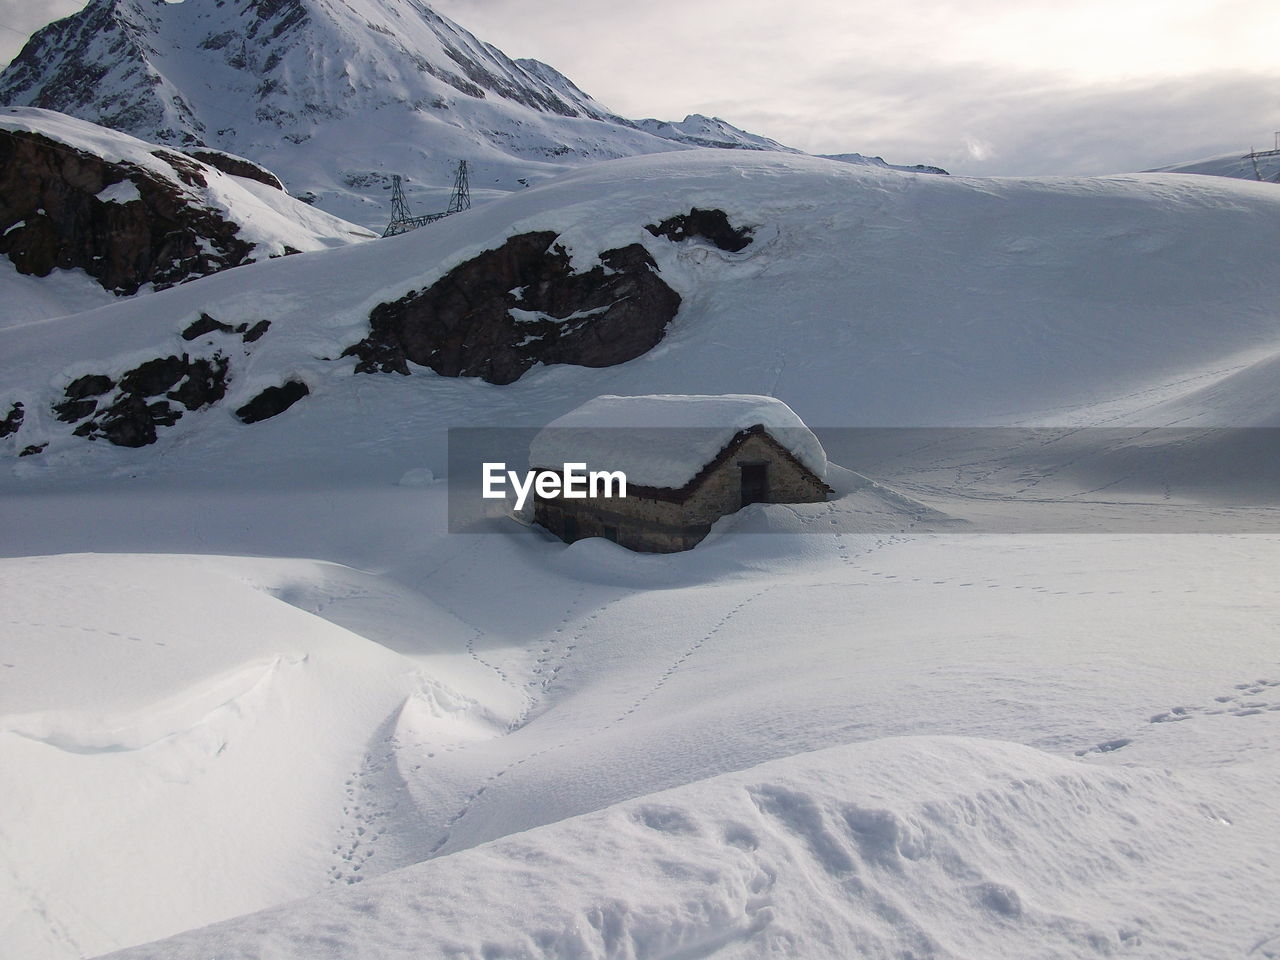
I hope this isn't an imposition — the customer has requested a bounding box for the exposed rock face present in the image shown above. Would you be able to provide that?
[344,231,682,385]
[645,208,753,253]
[186,149,285,191]
[0,128,255,294]
[235,380,309,424]
[181,313,271,343]
[0,402,23,438]
[10,310,298,453]
[54,353,229,447]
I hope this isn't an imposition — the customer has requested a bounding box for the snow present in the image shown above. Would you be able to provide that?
[95,179,142,204]
[1151,147,1280,184]
[6,149,1280,473]
[529,394,828,489]
[634,114,800,153]
[99,733,1280,960]
[2,148,1280,959]
[0,257,122,331]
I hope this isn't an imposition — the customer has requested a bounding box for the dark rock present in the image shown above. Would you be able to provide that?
[0,128,255,296]
[645,208,753,252]
[343,231,682,385]
[185,150,285,191]
[64,374,114,399]
[53,398,97,423]
[241,319,271,343]
[148,399,182,427]
[168,355,229,410]
[120,356,187,397]
[55,353,230,447]
[182,312,236,340]
[149,149,207,188]
[98,394,163,447]
[18,443,46,457]
[235,380,309,424]
[0,402,23,438]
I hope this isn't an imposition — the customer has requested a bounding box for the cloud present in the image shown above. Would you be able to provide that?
[433,0,1280,175]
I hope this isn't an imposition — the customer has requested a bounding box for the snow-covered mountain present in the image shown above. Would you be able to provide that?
[821,151,950,176]
[0,0,802,227]
[634,114,801,153]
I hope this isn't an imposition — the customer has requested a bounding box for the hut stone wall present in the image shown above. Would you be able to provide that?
[533,430,829,552]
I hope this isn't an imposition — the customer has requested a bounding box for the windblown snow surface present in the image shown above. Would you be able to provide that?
[3,151,1280,960]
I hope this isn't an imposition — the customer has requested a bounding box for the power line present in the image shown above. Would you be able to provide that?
[382,160,470,237]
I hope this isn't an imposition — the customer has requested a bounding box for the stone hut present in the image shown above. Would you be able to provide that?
[529,394,831,553]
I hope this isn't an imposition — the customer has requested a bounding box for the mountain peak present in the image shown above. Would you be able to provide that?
[1,0,925,228]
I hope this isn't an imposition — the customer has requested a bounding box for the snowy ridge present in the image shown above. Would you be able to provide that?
[821,151,950,175]
[634,114,801,153]
[1150,147,1280,184]
[530,394,828,489]
[101,734,1280,959]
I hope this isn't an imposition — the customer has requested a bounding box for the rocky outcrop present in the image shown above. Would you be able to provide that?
[0,402,23,438]
[53,353,230,447]
[186,150,285,191]
[6,308,300,453]
[181,313,271,343]
[235,380,310,424]
[344,231,682,385]
[645,208,753,252]
[0,128,256,294]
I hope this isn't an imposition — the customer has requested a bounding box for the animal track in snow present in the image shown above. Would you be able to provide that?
[1150,678,1280,723]
[1076,677,1279,756]
[329,741,395,886]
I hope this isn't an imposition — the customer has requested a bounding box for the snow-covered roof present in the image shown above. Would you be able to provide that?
[529,394,827,490]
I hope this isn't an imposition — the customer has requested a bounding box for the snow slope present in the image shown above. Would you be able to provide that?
[4,493,1280,958]
[4,150,1280,959]
[104,733,1280,960]
[4,149,1280,479]
[1151,147,1280,184]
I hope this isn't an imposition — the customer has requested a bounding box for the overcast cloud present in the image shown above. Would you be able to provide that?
[3,0,1277,175]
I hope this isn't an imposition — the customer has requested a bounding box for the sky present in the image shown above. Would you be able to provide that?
[2,0,1278,176]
